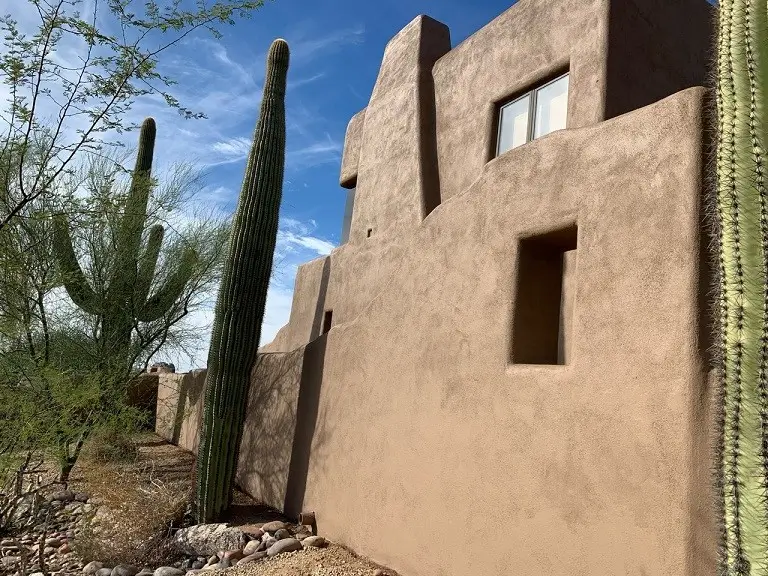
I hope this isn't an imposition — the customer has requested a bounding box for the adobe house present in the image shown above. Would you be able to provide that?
[156,0,721,574]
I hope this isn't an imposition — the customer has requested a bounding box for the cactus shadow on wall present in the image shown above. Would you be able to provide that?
[171,371,206,445]
[233,339,331,519]
[235,255,333,519]
[283,334,327,518]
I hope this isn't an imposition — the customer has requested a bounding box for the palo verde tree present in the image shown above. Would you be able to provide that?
[0,131,230,482]
[0,0,270,233]
[195,38,289,523]
[713,0,768,574]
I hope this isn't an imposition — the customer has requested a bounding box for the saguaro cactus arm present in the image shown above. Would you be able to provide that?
[135,246,197,322]
[108,117,157,297]
[51,215,101,315]
[195,38,289,523]
[134,224,165,306]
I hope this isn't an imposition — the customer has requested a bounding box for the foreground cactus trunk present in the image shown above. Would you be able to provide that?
[52,118,197,363]
[715,1,768,574]
[195,39,290,523]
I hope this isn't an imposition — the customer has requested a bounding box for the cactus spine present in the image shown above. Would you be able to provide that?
[195,39,289,522]
[715,1,768,574]
[53,118,197,361]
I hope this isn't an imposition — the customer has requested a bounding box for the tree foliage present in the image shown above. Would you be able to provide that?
[0,0,268,231]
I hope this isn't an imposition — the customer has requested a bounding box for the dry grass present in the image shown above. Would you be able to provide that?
[69,433,193,568]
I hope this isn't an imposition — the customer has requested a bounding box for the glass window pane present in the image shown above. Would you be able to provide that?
[533,74,569,139]
[497,95,530,156]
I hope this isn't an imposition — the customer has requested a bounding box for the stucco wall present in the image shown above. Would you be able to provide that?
[265,87,717,576]
[433,0,606,203]
[158,89,717,575]
[159,0,719,574]
[346,16,450,245]
[155,370,206,454]
[154,350,313,516]
[604,0,713,120]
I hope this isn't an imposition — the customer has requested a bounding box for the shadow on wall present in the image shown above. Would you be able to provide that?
[155,370,207,454]
[171,370,206,445]
[156,253,336,522]
[235,335,333,520]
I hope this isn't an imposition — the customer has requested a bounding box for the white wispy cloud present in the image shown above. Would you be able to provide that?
[211,137,253,161]
[286,133,342,171]
[288,24,366,62]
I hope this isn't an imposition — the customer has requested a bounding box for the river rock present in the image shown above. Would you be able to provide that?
[236,551,267,565]
[96,568,113,576]
[112,565,141,576]
[243,540,263,555]
[220,549,243,562]
[260,521,287,533]
[154,568,184,576]
[83,561,105,575]
[266,538,302,557]
[302,536,327,548]
[50,490,75,502]
[274,528,291,540]
[173,524,246,556]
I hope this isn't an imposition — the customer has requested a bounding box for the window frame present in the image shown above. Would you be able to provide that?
[494,71,570,157]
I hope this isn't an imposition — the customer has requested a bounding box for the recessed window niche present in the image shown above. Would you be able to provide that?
[510,224,578,365]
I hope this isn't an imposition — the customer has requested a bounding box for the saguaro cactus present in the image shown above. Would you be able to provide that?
[195,39,290,522]
[53,118,197,361]
[714,1,768,574]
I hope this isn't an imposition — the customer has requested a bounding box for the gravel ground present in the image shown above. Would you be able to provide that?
[209,544,393,576]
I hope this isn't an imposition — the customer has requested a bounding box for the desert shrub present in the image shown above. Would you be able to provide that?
[85,429,140,464]
[72,445,192,567]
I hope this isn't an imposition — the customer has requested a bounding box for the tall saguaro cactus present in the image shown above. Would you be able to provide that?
[195,39,290,523]
[715,1,768,574]
[53,118,197,362]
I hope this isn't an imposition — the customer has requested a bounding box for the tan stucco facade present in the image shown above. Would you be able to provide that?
[157,0,722,574]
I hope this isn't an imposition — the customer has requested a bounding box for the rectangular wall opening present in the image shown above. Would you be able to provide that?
[322,310,333,335]
[511,224,578,365]
[366,228,373,238]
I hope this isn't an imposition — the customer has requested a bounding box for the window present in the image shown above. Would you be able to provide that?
[366,228,373,238]
[322,310,333,335]
[510,224,577,365]
[495,73,569,157]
